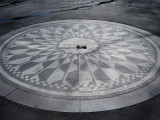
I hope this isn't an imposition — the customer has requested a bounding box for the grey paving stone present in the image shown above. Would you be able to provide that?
[145,75,160,96]
[5,88,80,112]
[0,79,16,97]
[35,96,80,112]
[5,89,39,107]
[80,87,154,112]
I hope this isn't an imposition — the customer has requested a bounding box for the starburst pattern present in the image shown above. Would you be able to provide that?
[0,21,159,98]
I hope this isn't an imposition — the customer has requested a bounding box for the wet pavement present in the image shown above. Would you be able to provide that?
[0,0,160,120]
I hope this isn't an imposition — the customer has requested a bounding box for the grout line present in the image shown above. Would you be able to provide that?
[4,88,17,97]
[79,100,81,112]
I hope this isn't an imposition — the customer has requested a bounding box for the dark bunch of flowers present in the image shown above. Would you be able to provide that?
[76,45,87,50]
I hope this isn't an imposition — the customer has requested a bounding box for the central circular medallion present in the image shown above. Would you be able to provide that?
[58,38,99,54]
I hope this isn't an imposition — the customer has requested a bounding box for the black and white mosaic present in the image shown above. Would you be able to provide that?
[0,20,160,99]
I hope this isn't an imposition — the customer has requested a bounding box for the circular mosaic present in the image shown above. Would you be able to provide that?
[0,20,160,99]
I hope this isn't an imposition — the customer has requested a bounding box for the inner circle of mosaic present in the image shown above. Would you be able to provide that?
[0,21,159,97]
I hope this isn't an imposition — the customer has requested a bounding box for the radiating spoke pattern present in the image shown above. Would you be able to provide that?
[0,20,159,98]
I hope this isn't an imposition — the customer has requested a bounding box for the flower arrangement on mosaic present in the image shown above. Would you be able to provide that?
[76,45,87,50]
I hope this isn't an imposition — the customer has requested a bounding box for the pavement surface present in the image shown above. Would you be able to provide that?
[0,0,160,120]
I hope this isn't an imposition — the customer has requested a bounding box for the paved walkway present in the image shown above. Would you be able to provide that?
[0,0,160,119]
